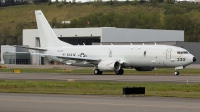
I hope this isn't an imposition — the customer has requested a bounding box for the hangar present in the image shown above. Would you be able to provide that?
[22,27,184,65]
[23,27,184,46]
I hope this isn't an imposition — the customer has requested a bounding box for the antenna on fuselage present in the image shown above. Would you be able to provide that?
[83,43,85,46]
[100,43,102,45]
[155,42,157,45]
[130,43,132,45]
[111,43,113,45]
[143,43,145,45]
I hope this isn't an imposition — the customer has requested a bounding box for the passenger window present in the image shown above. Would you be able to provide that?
[177,52,180,54]
[144,51,146,57]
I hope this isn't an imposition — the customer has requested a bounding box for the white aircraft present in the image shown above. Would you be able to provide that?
[17,10,197,75]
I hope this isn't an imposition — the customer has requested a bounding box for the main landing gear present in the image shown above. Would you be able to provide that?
[115,69,124,75]
[94,69,103,75]
[93,68,124,75]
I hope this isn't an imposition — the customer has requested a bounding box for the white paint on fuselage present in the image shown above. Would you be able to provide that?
[44,45,194,68]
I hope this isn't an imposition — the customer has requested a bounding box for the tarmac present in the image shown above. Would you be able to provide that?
[0,64,200,112]
[0,93,200,112]
[0,73,200,83]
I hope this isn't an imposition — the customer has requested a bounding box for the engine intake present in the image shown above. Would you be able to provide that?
[135,67,156,71]
[98,60,121,71]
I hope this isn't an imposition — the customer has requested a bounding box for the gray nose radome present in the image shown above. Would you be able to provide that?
[193,57,197,62]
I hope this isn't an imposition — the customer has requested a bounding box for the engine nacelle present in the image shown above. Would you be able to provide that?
[98,60,121,71]
[135,67,156,71]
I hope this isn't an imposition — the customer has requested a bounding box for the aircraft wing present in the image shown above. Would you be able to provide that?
[11,45,47,51]
[56,55,101,61]
[32,53,101,62]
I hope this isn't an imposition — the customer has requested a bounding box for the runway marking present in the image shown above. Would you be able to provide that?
[1,98,200,110]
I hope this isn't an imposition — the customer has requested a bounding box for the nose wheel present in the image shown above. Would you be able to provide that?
[174,71,179,76]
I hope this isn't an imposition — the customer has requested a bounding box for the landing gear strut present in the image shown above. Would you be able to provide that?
[115,69,124,75]
[94,69,103,75]
[174,71,179,76]
[174,66,183,76]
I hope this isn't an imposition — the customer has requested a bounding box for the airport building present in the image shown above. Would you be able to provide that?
[1,45,30,64]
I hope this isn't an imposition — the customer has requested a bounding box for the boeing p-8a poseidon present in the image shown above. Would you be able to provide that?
[20,10,197,75]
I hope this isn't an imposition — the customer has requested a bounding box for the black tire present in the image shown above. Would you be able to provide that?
[116,69,124,75]
[94,69,99,75]
[99,71,103,75]
[119,69,124,75]
[174,71,179,76]
[94,69,103,75]
[115,71,120,75]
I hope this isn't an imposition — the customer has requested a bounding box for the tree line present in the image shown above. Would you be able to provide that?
[57,5,200,42]
[0,2,200,47]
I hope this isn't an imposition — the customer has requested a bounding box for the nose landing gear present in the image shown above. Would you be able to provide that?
[174,71,179,76]
[174,66,184,76]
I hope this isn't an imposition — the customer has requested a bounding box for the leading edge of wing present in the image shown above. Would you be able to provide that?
[32,53,101,61]
[11,45,47,51]
[57,55,101,61]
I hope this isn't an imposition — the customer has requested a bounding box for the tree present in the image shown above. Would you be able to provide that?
[51,17,58,28]
[165,6,184,15]
[48,0,52,5]
[69,19,78,28]
[164,0,174,4]
[15,23,23,36]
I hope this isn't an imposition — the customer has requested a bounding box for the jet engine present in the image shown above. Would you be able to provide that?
[135,67,156,71]
[98,60,121,71]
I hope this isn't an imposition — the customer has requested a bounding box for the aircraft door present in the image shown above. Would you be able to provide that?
[166,48,172,59]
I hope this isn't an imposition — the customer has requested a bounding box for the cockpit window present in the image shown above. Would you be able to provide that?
[177,51,189,54]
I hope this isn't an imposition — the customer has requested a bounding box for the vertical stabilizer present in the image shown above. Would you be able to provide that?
[35,10,72,47]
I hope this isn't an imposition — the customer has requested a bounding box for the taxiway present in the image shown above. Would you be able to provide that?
[0,93,199,112]
[0,73,199,83]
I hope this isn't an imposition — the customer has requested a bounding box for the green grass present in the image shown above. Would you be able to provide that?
[0,80,200,98]
[0,68,200,75]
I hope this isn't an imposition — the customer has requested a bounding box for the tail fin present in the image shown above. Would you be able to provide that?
[35,10,72,47]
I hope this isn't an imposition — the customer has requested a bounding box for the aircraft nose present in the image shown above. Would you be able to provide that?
[193,57,197,62]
